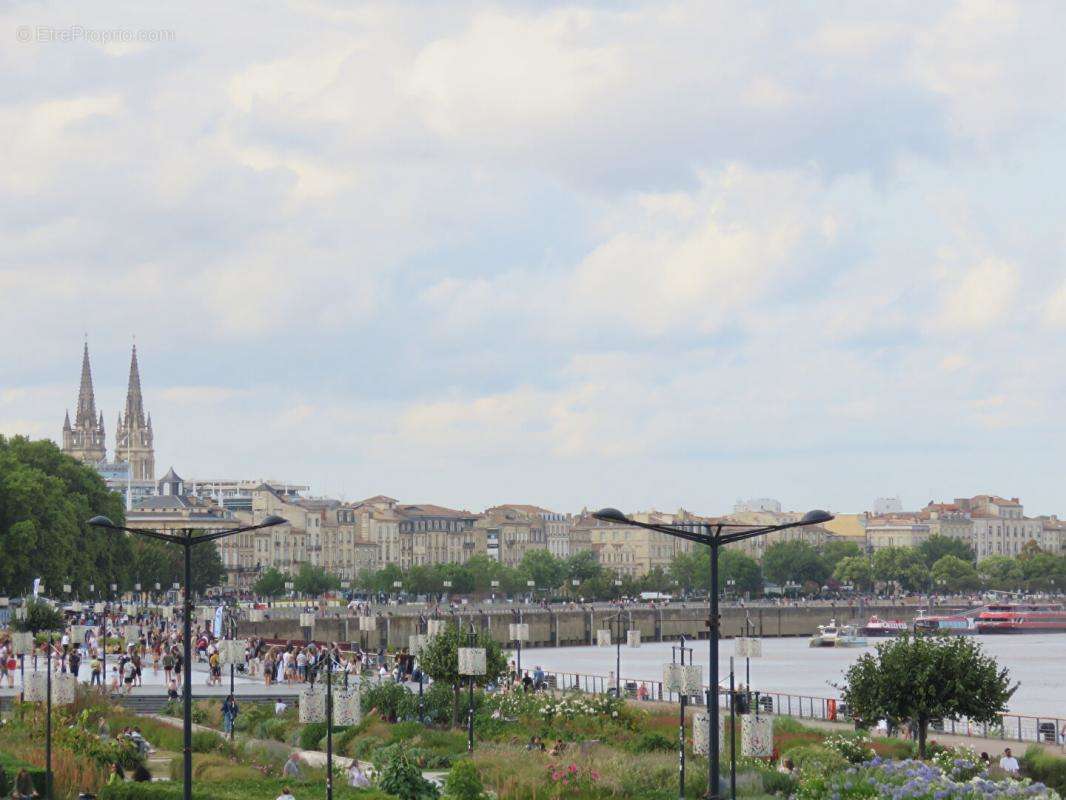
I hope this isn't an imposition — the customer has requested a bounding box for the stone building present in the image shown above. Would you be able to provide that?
[61,342,107,464]
[114,345,155,481]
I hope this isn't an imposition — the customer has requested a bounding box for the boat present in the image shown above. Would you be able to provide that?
[975,603,1066,633]
[913,611,977,635]
[859,615,908,637]
[809,620,868,648]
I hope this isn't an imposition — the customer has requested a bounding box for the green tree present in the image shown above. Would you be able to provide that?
[977,556,1023,590]
[1018,553,1066,591]
[930,555,980,592]
[519,549,564,591]
[419,623,508,727]
[0,435,130,595]
[833,556,874,591]
[252,567,287,597]
[565,550,603,582]
[762,541,828,587]
[919,535,975,565]
[293,563,340,597]
[14,599,65,634]
[840,634,1015,757]
[821,540,863,570]
[871,547,927,591]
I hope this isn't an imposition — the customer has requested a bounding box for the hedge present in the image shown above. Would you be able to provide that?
[98,777,397,800]
[0,751,46,796]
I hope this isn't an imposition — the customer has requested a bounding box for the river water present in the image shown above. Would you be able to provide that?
[518,635,1065,718]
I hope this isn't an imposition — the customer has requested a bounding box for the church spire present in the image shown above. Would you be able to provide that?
[124,344,146,427]
[75,342,98,428]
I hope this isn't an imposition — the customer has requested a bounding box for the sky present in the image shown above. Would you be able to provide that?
[2,1,1066,517]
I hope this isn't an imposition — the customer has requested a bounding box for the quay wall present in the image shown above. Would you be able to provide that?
[238,604,948,650]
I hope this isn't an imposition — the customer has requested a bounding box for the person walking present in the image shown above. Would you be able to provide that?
[221,694,239,735]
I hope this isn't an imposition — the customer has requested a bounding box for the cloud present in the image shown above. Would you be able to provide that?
[5,0,1066,514]
[938,258,1019,332]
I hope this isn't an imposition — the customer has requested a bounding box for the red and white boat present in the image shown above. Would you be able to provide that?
[859,615,908,637]
[975,603,1066,633]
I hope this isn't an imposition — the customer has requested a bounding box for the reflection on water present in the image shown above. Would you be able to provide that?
[521,635,1065,717]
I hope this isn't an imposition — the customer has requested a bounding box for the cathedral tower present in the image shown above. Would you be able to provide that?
[62,342,107,463]
[115,344,155,481]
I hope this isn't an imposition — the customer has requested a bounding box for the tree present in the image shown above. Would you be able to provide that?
[833,556,873,591]
[0,435,130,595]
[419,623,508,727]
[1018,553,1066,591]
[720,549,762,596]
[840,634,1015,757]
[871,547,927,591]
[821,540,863,570]
[919,535,975,565]
[253,567,287,597]
[518,549,564,591]
[977,556,1022,590]
[565,550,603,582]
[762,541,828,587]
[293,563,340,597]
[14,599,65,634]
[930,555,979,593]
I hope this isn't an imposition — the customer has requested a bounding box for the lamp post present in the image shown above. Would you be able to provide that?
[458,623,486,752]
[88,514,287,800]
[593,507,833,800]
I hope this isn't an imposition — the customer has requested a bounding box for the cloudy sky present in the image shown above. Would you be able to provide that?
[2,1,1065,516]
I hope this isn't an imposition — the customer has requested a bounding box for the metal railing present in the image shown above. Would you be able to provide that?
[540,669,1066,746]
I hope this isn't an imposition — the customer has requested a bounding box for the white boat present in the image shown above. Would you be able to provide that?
[809,619,841,647]
[809,619,868,648]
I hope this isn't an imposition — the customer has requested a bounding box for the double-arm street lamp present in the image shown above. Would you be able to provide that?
[88,514,287,800]
[593,507,833,800]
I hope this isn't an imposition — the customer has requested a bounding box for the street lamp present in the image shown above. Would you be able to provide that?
[593,507,833,800]
[88,513,287,800]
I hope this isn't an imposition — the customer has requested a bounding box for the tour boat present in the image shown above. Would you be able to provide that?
[859,615,908,637]
[974,603,1066,633]
[912,612,977,635]
[809,620,868,648]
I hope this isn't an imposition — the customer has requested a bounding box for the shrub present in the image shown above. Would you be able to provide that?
[443,758,486,800]
[98,777,396,798]
[822,732,875,764]
[375,743,440,800]
[362,681,415,722]
[760,769,796,796]
[1022,746,1066,795]
[787,744,848,775]
[627,732,674,753]
[0,753,46,797]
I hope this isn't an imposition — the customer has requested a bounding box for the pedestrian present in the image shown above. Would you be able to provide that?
[275,787,295,800]
[221,694,239,735]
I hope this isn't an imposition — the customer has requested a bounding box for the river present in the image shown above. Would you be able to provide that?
[518,635,1065,718]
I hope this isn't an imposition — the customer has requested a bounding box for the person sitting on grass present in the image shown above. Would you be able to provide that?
[549,738,566,757]
[14,768,38,799]
[131,764,152,782]
[283,753,301,778]
[347,762,371,788]
[276,788,295,800]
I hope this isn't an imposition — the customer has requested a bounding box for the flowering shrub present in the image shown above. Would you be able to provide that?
[546,762,599,797]
[824,732,876,764]
[795,756,1061,800]
[485,689,624,723]
[931,746,985,781]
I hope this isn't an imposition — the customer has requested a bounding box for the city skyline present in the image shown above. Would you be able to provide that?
[3,3,1066,514]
